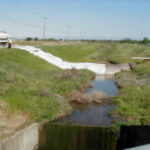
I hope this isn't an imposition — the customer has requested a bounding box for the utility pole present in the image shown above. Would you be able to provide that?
[42,17,48,39]
[67,26,71,41]
[79,31,82,41]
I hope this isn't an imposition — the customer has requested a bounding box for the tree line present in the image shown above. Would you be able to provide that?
[25,37,150,44]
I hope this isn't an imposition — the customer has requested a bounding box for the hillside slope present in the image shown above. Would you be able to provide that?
[0,48,93,137]
[41,42,150,64]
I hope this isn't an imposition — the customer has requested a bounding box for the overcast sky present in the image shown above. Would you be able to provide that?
[0,0,150,40]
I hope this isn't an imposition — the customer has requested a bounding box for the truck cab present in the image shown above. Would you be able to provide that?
[0,31,12,47]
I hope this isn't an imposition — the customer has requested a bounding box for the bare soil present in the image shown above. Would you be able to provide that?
[0,102,30,139]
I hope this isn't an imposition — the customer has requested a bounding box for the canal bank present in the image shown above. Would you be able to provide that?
[1,75,150,150]
[1,75,118,150]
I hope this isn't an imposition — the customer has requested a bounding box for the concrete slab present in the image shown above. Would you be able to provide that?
[2,123,38,150]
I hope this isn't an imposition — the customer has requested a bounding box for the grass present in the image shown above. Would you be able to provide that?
[40,42,150,64]
[1,41,150,127]
[0,48,93,121]
[40,43,101,62]
[39,42,150,127]
[111,61,150,128]
[111,84,150,125]
[134,61,150,75]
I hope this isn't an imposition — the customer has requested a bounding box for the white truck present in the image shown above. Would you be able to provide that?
[0,31,12,47]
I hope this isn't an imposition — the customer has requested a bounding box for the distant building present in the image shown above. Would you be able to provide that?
[0,31,12,46]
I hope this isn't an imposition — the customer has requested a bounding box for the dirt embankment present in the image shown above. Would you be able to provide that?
[115,71,150,89]
[0,102,30,139]
[0,68,109,139]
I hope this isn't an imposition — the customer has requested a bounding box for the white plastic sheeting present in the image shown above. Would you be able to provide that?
[14,45,107,74]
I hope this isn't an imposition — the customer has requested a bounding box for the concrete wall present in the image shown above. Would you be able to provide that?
[106,64,131,75]
[1,123,38,150]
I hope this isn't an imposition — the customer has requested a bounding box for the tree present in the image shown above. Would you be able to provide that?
[141,37,149,44]
[48,38,57,41]
[34,37,39,41]
[25,37,33,41]
[120,38,132,43]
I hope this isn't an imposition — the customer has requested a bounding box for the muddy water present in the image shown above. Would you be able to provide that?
[54,75,118,126]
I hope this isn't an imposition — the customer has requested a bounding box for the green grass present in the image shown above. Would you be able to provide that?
[40,43,101,62]
[40,41,150,127]
[39,42,150,125]
[111,84,150,126]
[40,42,150,64]
[0,48,93,121]
[112,60,150,128]
[134,61,150,75]
[1,41,150,126]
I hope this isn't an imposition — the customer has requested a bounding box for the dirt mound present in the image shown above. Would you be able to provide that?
[68,90,106,104]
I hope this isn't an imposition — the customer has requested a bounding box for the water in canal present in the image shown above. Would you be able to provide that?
[54,75,118,126]
[38,75,119,150]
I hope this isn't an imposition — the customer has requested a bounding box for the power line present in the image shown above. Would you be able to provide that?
[0,15,42,29]
[0,16,51,38]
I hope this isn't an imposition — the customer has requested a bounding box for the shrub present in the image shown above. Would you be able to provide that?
[68,90,106,104]
[25,37,33,41]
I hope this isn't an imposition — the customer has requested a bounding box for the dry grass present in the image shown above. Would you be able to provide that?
[90,91,107,103]
[68,90,106,104]
[39,88,51,97]
[58,69,81,80]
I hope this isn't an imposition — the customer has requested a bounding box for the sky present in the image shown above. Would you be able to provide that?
[0,0,150,40]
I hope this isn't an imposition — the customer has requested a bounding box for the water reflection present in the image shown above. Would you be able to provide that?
[54,75,118,126]
[86,75,118,97]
